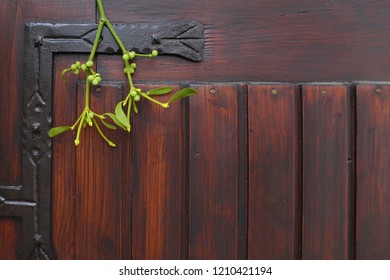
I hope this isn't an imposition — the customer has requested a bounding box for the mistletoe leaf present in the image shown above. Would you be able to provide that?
[104,113,127,131]
[114,102,130,131]
[49,126,71,137]
[168,88,198,104]
[147,86,173,96]
[101,119,117,130]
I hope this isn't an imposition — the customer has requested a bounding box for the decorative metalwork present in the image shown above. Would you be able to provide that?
[0,20,204,259]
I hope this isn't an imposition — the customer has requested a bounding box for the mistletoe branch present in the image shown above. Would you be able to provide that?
[49,0,198,147]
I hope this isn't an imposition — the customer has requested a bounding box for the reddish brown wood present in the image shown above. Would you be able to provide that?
[0,218,21,260]
[302,85,350,259]
[74,83,123,259]
[6,0,390,261]
[100,0,390,82]
[130,84,186,260]
[52,55,87,259]
[247,84,301,259]
[356,84,390,259]
[189,84,241,259]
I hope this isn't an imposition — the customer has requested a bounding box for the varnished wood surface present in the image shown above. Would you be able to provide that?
[130,84,186,259]
[302,85,350,259]
[100,0,390,82]
[52,55,84,259]
[356,85,390,259]
[75,84,124,259]
[3,0,390,260]
[188,85,240,259]
[0,218,21,260]
[247,84,300,259]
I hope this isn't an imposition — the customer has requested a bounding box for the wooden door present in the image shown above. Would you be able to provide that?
[2,0,390,260]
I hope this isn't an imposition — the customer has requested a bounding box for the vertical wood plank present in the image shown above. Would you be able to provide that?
[121,86,133,260]
[302,85,350,259]
[52,55,85,259]
[131,84,186,260]
[75,83,123,259]
[247,84,301,259]
[0,218,21,260]
[356,84,390,259]
[189,84,240,259]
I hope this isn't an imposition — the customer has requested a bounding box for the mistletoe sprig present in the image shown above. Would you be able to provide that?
[49,0,198,147]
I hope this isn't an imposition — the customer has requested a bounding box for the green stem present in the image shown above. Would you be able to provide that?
[105,19,127,53]
[135,53,154,58]
[96,0,106,19]
[96,0,126,53]
[127,97,132,119]
[88,21,104,62]
[133,99,138,114]
[93,118,116,147]
[139,91,169,108]
[85,79,91,109]
[125,60,135,89]
[70,112,85,130]
[74,113,86,146]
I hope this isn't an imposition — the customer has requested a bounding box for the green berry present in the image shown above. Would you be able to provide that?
[130,63,137,69]
[81,64,87,71]
[129,51,136,59]
[71,64,77,70]
[92,78,99,86]
[74,69,80,75]
[152,50,158,57]
[123,68,127,74]
[130,90,137,97]
[86,61,94,67]
[134,95,141,102]
[75,61,81,66]
[96,76,101,82]
[122,53,129,61]
[88,75,95,82]
[129,68,135,74]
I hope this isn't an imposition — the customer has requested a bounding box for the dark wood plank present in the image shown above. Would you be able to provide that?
[130,84,186,260]
[120,86,133,260]
[302,84,350,259]
[0,218,21,260]
[189,84,240,259]
[51,55,87,259]
[100,0,390,82]
[75,83,123,259]
[356,84,390,259]
[247,84,300,260]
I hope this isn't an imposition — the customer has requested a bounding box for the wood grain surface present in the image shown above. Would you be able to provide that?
[302,85,350,259]
[99,0,390,82]
[248,84,301,259]
[130,84,186,260]
[356,84,390,259]
[3,0,390,260]
[0,218,21,260]
[188,84,241,259]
